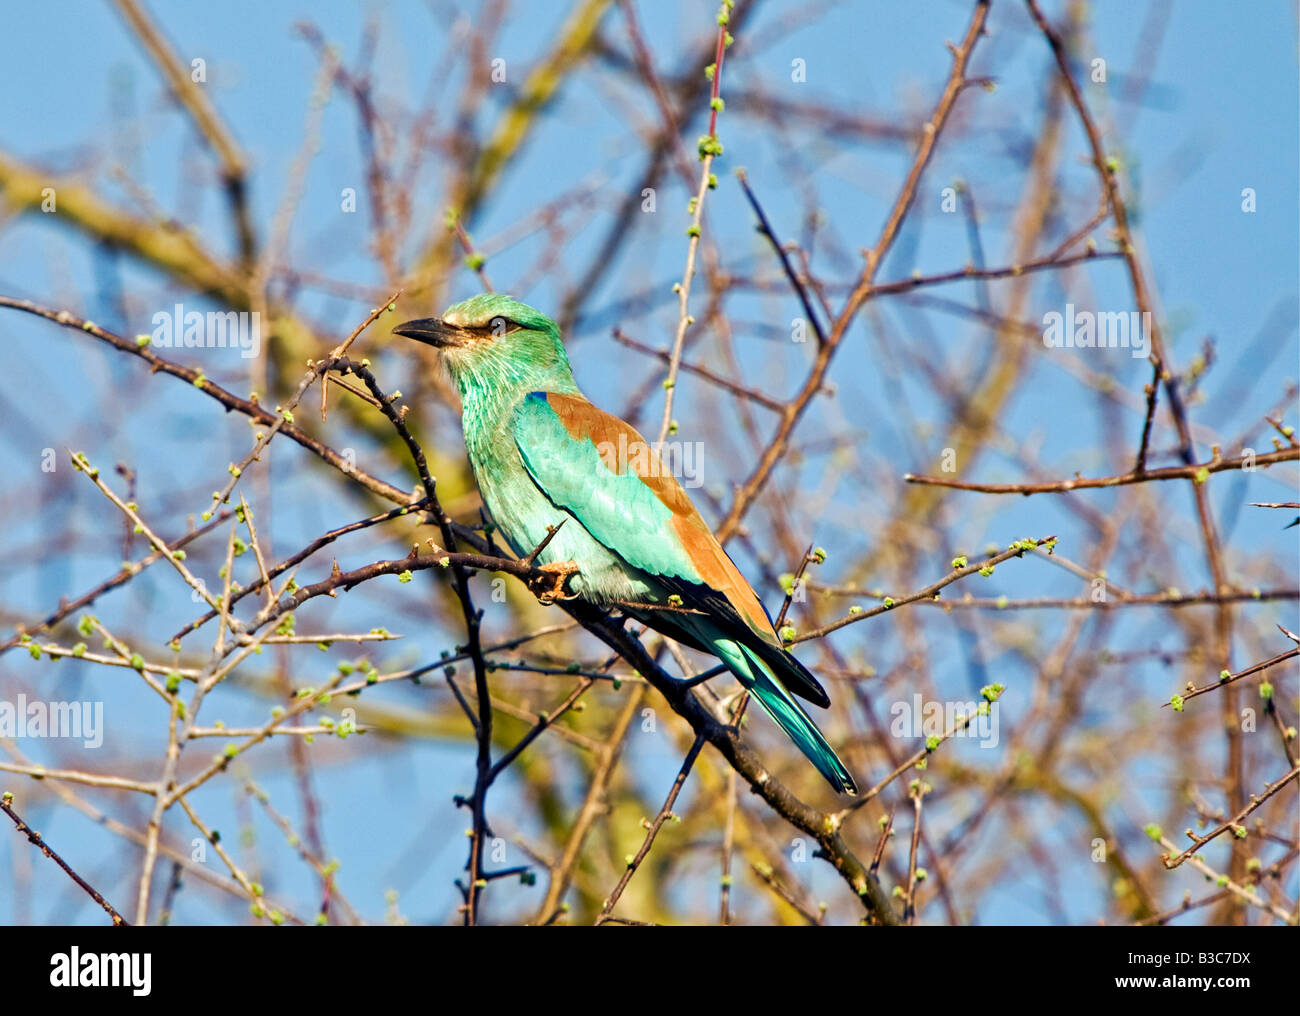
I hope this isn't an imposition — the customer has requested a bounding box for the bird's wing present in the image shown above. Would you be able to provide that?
[512,390,767,617]
[512,391,830,707]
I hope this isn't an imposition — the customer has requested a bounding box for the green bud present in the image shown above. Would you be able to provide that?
[696,135,723,160]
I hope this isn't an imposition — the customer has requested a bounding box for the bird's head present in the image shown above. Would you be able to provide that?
[393,294,575,399]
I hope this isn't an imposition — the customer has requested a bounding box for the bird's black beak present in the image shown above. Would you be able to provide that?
[392,317,466,349]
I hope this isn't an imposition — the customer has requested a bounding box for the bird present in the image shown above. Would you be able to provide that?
[394,293,857,795]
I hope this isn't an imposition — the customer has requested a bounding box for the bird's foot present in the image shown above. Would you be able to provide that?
[528,560,581,604]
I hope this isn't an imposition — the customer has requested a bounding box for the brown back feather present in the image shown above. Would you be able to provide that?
[545,392,776,639]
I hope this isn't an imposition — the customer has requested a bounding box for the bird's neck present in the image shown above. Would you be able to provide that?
[456,362,580,459]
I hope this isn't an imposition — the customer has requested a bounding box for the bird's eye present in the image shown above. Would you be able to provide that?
[487,316,520,337]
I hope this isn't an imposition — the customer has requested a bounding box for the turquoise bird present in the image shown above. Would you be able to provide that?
[394,294,857,795]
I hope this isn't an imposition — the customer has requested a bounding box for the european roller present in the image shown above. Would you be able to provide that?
[395,294,857,795]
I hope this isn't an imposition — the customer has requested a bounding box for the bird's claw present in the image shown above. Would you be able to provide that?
[529,560,581,604]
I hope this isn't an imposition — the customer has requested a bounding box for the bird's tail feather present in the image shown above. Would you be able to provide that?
[714,638,857,796]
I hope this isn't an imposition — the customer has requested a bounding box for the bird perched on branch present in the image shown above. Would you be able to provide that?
[394,294,857,795]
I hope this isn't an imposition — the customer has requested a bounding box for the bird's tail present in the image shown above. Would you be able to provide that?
[713,638,858,796]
